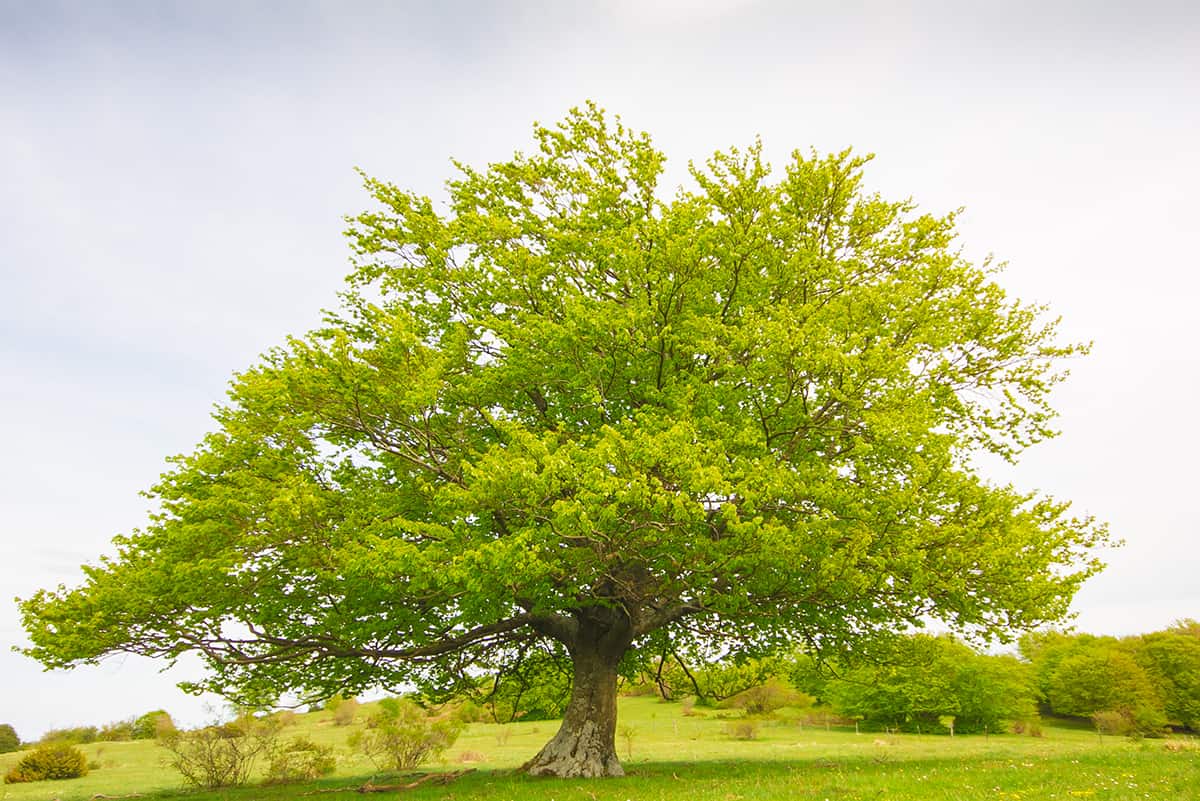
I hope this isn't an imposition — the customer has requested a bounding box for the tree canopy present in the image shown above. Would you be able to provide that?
[20,104,1108,777]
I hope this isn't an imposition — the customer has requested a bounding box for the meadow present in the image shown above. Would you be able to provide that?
[2,697,1196,801]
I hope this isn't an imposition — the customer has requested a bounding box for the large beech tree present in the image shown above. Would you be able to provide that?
[21,105,1107,777]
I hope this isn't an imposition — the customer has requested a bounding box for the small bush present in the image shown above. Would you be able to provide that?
[1093,710,1132,736]
[721,679,812,716]
[1011,717,1043,736]
[618,724,637,759]
[264,736,336,784]
[723,720,760,740]
[0,723,19,753]
[160,717,280,789]
[4,743,89,783]
[349,697,464,771]
[99,719,135,741]
[39,726,98,745]
[332,697,360,726]
[273,710,298,727]
[133,710,176,740]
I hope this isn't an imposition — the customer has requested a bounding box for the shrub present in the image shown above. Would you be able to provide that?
[1093,707,1168,739]
[132,710,175,740]
[159,717,280,789]
[348,697,464,771]
[0,724,19,753]
[4,743,89,783]
[332,697,360,726]
[272,710,299,728]
[723,720,760,740]
[721,678,812,716]
[99,719,135,741]
[1093,710,1132,736]
[39,726,98,745]
[1011,717,1043,736]
[264,736,336,784]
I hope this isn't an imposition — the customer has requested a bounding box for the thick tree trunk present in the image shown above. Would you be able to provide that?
[524,623,629,778]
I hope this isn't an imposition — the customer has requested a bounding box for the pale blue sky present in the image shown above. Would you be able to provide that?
[2,0,1198,740]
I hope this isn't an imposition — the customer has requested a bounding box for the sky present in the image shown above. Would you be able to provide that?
[2,0,1198,741]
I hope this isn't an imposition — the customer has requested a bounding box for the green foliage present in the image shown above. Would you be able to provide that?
[132,710,175,739]
[719,678,812,716]
[824,635,1037,733]
[98,719,135,741]
[159,717,280,789]
[1047,649,1160,722]
[264,736,336,784]
[723,720,760,740]
[38,726,98,745]
[3,742,88,783]
[331,697,359,726]
[17,106,1108,769]
[0,724,18,753]
[348,697,464,771]
[643,654,790,704]
[467,648,573,722]
[1135,620,1200,731]
[1021,627,1186,736]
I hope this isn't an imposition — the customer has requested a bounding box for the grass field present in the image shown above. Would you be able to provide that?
[2,697,1197,801]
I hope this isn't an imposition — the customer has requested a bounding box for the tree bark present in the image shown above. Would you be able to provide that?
[524,619,630,778]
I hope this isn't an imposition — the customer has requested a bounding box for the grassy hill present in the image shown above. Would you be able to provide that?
[2,696,1197,800]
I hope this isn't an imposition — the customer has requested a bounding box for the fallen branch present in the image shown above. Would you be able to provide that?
[357,769,476,793]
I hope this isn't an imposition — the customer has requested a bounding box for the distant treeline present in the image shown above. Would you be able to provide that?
[623,621,1200,736]
[4,622,1196,748]
[0,711,174,751]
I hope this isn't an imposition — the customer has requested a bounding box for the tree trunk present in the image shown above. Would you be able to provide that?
[524,624,628,778]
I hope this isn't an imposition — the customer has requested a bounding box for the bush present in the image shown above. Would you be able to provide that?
[132,710,175,740]
[4,743,89,783]
[1093,710,1133,736]
[265,736,336,784]
[98,719,135,741]
[349,697,464,771]
[0,724,19,753]
[723,720,760,740]
[272,710,299,728]
[1011,717,1043,737]
[159,717,280,789]
[720,678,812,716]
[332,697,360,726]
[39,726,98,745]
[1092,706,1168,739]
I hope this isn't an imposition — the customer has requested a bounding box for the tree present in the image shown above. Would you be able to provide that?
[131,709,175,739]
[19,104,1108,778]
[824,635,1036,733]
[1046,643,1163,726]
[0,724,19,754]
[1136,620,1200,731]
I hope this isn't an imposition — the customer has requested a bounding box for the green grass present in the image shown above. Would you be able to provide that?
[2,697,1197,800]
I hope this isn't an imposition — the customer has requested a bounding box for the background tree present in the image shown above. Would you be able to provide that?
[1135,620,1200,731]
[1021,624,1198,735]
[823,635,1036,733]
[132,709,175,740]
[19,104,1107,778]
[0,724,19,754]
